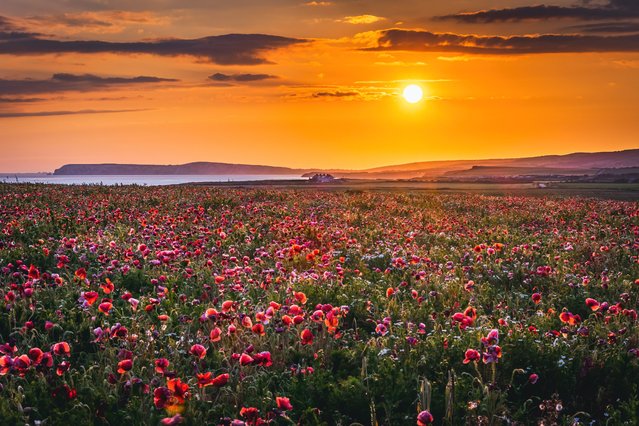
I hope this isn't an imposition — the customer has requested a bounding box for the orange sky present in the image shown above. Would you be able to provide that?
[1,0,638,172]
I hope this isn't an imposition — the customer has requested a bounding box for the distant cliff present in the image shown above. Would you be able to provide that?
[53,149,639,179]
[54,162,305,175]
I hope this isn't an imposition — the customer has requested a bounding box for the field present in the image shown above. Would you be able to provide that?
[1,183,639,425]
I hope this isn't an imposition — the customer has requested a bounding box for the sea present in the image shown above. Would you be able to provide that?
[1,174,305,186]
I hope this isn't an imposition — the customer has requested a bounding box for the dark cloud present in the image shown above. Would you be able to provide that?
[0,73,177,95]
[563,22,639,33]
[0,15,42,40]
[0,97,46,103]
[313,91,358,97]
[365,29,639,54]
[436,1,639,23]
[209,73,277,82]
[0,19,306,65]
[0,109,146,118]
[52,73,176,84]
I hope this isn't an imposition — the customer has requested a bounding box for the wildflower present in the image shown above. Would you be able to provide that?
[300,329,314,345]
[482,345,502,364]
[529,373,539,384]
[253,351,272,367]
[585,298,600,311]
[463,349,481,364]
[52,342,71,357]
[276,396,293,411]
[531,293,542,304]
[101,278,114,294]
[190,344,207,359]
[294,292,307,305]
[155,358,170,375]
[239,353,254,366]
[83,291,99,305]
[210,327,222,342]
[28,265,40,280]
[375,323,388,336]
[0,355,12,375]
[98,301,113,315]
[161,415,183,425]
[117,359,133,374]
[75,268,87,280]
[417,410,434,425]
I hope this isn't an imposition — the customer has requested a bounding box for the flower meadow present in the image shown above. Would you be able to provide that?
[1,184,639,425]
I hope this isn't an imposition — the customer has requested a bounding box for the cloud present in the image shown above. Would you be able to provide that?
[17,11,171,35]
[563,22,639,33]
[436,1,639,23]
[0,97,46,103]
[208,73,277,82]
[0,15,42,40]
[0,109,146,118]
[304,1,332,6]
[0,73,177,95]
[0,20,306,65]
[313,91,358,97]
[363,29,639,55]
[339,15,386,25]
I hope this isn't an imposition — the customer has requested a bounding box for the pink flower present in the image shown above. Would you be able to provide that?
[417,410,434,425]
[190,344,207,359]
[276,396,293,411]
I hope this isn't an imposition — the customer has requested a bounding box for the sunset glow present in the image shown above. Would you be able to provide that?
[0,1,638,172]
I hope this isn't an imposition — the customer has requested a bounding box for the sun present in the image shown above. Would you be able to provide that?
[402,84,423,104]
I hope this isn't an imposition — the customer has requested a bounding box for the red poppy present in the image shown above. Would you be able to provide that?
[101,278,114,294]
[463,349,481,364]
[28,264,40,280]
[117,359,133,374]
[74,268,87,280]
[84,291,99,305]
[240,406,260,421]
[56,360,70,376]
[13,354,31,374]
[252,323,265,336]
[276,396,293,411]
[210,327,222,342]
[154,386,171,409]
[52,342,71,357]
[0,355,11,375]
[239,353,254,366]
[190,344,207,359]
[585,298,600,311]
[28,347,44,365]
[386,287,395,298]
[531,293,542,304]
[167,378,189,403]
[300,329,314,345]
[155,358,170,375]
[253,351,272,367]
[241,316,253,328]
[221,300,234,312]
[294,292,307,305]
[196,372,214,387]
[98,301,113,315]
[211,373,229,387]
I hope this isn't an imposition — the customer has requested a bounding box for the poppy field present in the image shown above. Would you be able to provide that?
[1,184,639,425]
